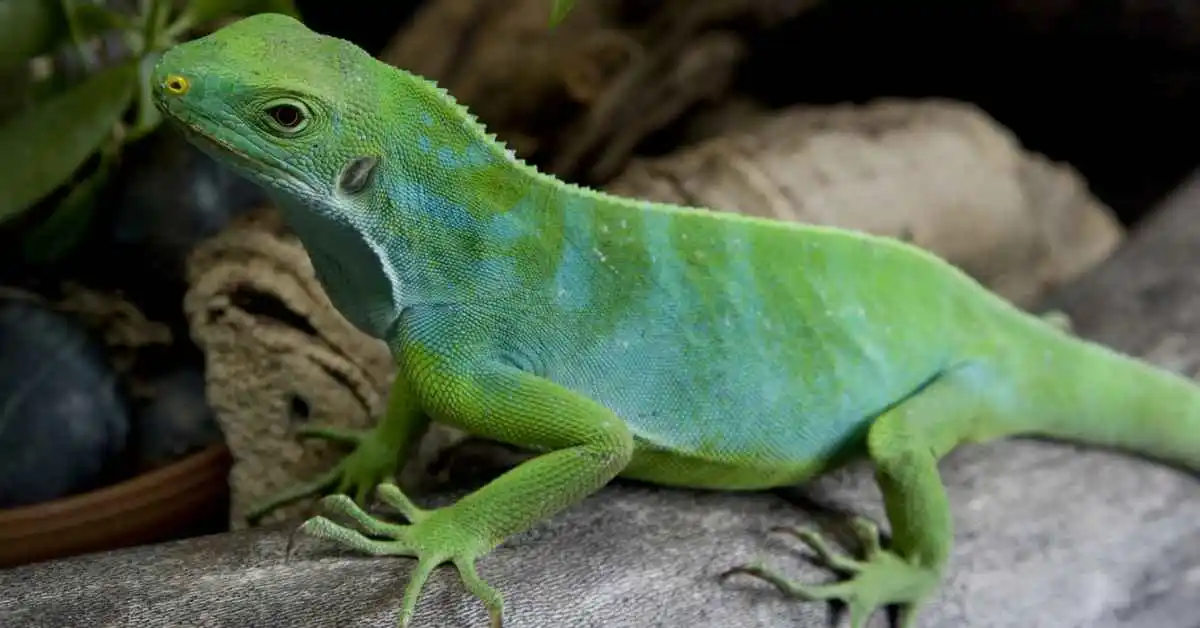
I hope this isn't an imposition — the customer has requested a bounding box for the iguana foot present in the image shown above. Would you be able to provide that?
[245,426,402,525]
[722,517,938,628]
[295,483,503,628]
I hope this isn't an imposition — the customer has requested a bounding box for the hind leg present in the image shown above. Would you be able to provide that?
[724,370,987,627]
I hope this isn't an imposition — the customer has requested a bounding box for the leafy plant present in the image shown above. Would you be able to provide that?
[550,0,576,26]
[0,0,300,263]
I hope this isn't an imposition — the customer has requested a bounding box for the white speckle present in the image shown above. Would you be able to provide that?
[593,248,607,262]
[620,340,629,349]
[558,287,567,297]
[601,224,609,233]
[620,219,627,229]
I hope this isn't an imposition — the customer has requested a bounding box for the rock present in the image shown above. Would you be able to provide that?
[0,292,129,507]
[608,98,1124,307]
[130,367,224,470]
[95,128,267,318]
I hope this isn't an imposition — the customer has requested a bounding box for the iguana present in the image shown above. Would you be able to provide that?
[151,13,1200,628]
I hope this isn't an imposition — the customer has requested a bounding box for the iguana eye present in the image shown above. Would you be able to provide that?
[263,99,309,133]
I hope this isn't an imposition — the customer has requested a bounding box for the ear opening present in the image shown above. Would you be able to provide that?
[339,156,379,194]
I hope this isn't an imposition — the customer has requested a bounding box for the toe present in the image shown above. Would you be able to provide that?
[847,601,877,628]
[723,562,848,601]
[398,558,443,628]
[319,494,407,537]
[295,425,367,445]
[455,558,504,628]
[246,465,342,525]
[849,518,882,556]
[771,526,864,573]
[299,515,418,558]
[377,483,429,523]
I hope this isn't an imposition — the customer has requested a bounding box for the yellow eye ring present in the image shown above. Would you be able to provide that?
[164,74,189,95]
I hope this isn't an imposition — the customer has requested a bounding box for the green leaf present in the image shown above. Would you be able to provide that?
[128,52,162,140]
[179,0,300,29]
[549,0,575,26]
[0,60,137,223]
[64,1,132,41]
[21,156,111,263]
[0,0,70,71]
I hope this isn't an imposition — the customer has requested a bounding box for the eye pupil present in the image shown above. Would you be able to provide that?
[163,75,189,95]
[268,104,304,128]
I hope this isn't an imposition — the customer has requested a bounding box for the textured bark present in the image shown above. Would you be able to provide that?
[378,0,820,182]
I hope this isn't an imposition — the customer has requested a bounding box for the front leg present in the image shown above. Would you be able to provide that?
[246,368,430,524]
[298,357,635,627]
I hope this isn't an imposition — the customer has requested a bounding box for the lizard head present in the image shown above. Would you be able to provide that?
[153,13,545,318]
[151,13,381,205]
[151,13,424,334]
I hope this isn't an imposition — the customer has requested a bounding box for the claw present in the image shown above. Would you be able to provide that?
[284,525,304,563]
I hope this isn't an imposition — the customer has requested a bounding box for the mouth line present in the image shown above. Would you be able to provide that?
[176,119,258,168]
[163,109,315,195]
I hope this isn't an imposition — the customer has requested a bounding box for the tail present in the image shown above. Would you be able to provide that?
[995,318,1200,472]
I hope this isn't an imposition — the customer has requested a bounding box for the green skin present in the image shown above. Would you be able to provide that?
[153,14,1200,628]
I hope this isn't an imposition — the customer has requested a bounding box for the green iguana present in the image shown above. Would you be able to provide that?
[151,13,1200,628]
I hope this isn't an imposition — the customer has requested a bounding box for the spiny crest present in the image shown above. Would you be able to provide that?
[396,56,683,222]
[419,75,523,164]
[406,68,634,211]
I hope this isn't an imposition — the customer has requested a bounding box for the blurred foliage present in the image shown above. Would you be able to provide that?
[550,0,575,26]
[0,0,300,264]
